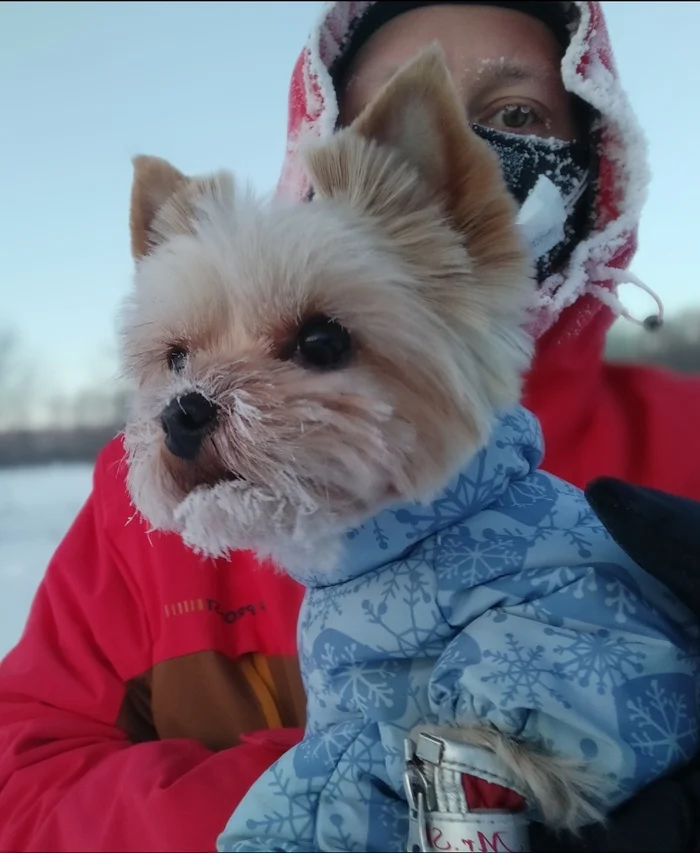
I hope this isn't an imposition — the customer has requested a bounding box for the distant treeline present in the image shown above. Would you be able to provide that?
[1,317,699,469]
[606,313,700,374]
[0,424,123,469]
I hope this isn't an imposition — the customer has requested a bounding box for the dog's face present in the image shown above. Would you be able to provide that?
[120,47,534,569]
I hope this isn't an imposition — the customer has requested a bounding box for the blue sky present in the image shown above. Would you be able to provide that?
[2,1,699,406]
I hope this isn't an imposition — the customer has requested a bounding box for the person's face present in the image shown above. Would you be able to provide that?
[338,4,579,141]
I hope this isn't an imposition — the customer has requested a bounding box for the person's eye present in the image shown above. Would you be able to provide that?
[480,103,549,134]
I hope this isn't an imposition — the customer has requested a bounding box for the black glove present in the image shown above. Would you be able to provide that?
[585,476,700,613]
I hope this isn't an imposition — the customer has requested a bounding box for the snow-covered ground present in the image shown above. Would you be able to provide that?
[0,463,93,659]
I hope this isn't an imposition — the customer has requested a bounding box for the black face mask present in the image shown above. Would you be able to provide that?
[470,124,591,282]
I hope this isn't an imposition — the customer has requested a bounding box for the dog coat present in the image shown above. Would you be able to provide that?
[218,406,700,852]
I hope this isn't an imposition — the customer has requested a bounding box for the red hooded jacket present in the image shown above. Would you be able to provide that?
[1,3,699,852]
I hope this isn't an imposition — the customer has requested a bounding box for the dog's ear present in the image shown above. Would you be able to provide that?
[129,156,188,260]
[349,45,468,196]
[308,45,521,272]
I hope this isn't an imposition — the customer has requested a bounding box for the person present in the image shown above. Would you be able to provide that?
[0,2,698,852]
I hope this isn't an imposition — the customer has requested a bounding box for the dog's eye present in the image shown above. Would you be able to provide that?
[167,347,188,373]
[296,315,352,370]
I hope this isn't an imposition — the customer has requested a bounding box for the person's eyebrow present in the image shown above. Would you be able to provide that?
[469,61,553,97]
[371,60,553,95]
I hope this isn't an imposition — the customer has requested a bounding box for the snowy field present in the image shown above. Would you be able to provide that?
[0,463,94,659]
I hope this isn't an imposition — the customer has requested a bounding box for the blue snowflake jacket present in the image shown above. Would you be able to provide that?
[218,406,700,853]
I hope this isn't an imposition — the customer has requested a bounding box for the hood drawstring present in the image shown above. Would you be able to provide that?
[590,267,665,331]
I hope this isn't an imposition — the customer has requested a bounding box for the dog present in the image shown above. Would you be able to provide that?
[120,48,698,851]
[121,43,531,574]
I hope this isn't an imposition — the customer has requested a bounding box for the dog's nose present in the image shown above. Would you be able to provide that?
[161,392,218,460]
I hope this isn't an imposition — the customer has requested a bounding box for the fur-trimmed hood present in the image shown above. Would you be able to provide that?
[276,2,648,341]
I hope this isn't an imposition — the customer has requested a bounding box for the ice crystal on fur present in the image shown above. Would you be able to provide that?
[120,48,534,572]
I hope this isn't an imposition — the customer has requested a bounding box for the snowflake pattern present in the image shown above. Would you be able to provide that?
[434,526,531,591]
[616,674,698,788]
[293,720,363,778]
[227,762,318,851]
[546,626,646,694]
[313,630,411,721]
[529,501,602,560]
[481,633,573,710]
[604,579,641,625]
[218,406,700,853]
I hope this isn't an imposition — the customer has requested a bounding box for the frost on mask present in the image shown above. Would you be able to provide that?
[471,124,591,283]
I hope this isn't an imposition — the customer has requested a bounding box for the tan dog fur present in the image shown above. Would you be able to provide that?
[120,47,601,833]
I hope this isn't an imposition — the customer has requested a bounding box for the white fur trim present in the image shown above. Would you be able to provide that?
[278,1,651,336]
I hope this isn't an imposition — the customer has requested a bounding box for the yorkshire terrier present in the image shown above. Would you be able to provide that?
[121,48,697,851]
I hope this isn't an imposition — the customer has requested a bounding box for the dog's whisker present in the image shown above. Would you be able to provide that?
[119,47,532,571]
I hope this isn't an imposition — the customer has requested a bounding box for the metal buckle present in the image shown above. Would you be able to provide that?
[403,736,442,852]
